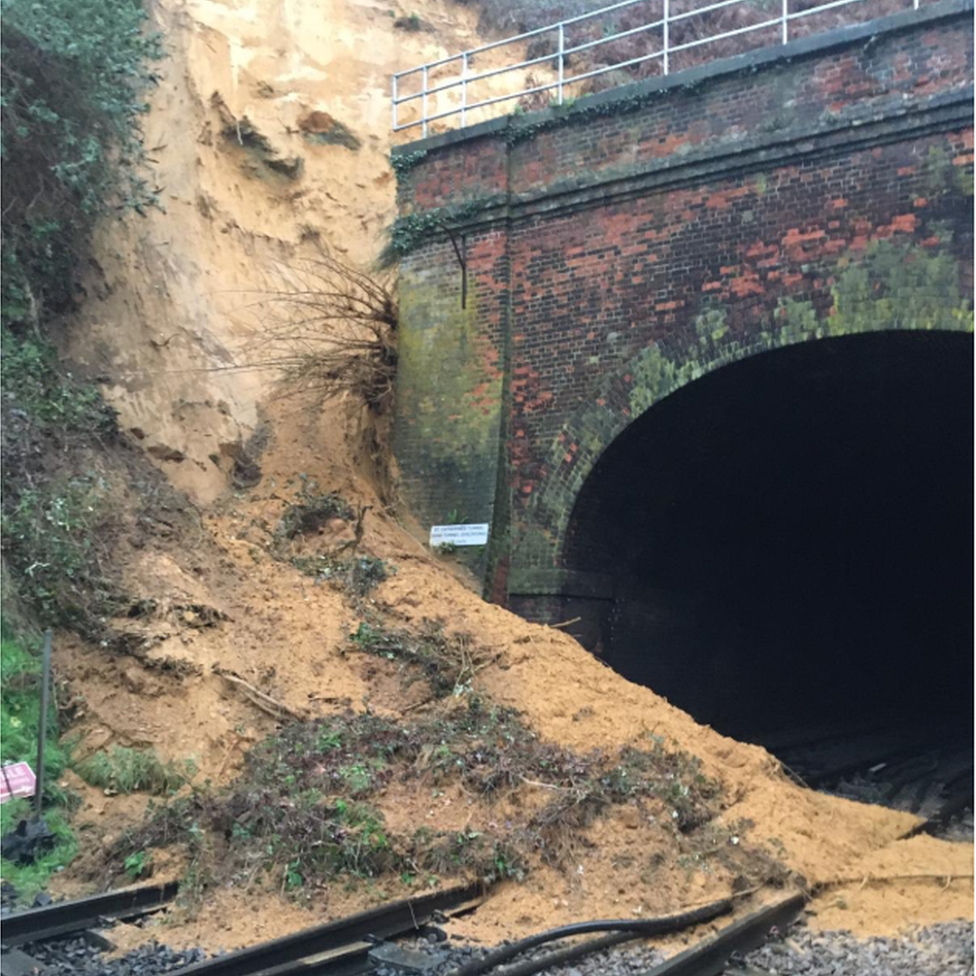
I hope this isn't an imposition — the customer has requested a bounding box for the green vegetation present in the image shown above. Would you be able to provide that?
[0,635,68,786]
[2,0,162,326]
[0,0,165,898]
[0,629,77,896]
[0,799,78,897]
[1,0,163,634]
[123,848,153,879]
[350,620,490,697]
[289,553,395,596]
[271,481,396,597]
[76,747,196,795]
[112,692,752,901]
[275,483,354,540]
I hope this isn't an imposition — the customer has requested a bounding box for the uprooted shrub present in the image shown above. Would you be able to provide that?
[349,619,492,698]
[269,481,395,596]
[238,243,398,411]
[108,695,788,902]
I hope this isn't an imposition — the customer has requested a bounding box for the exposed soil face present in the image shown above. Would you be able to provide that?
[36,0,973,958]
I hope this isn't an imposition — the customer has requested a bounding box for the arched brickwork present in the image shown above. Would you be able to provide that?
[511,311,974,589]
[391,0,975,610]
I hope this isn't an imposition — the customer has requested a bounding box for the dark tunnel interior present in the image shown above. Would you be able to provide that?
[564,331,974,751]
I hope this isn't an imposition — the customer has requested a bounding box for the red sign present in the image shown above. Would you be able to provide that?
[0,762,37,803]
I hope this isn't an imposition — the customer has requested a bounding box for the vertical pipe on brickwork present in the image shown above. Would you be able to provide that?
[391,74,398,131]
[422,65,429,137]
[782,0,789,44]
[662,0,670,75]
[558,24,565,104]
[461,52,468,127]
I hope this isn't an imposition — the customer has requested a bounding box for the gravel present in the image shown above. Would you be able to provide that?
[736,920,974,976]
[9,914,971,976]
[26,935,206,975]
[380,922,974,976]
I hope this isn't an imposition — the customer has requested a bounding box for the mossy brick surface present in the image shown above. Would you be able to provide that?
[391,1,975,606]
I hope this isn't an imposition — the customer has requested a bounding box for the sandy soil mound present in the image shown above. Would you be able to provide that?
[51,396,973,950]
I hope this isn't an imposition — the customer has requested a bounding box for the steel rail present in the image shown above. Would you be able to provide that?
[395,0,659,77]
[391,0,925,134]
[0,881,179,947]
[172,881,484,976]
[637,894,805,976]
[394,17,667,105]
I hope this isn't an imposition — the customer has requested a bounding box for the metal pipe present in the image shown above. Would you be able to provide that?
[558,23,565,104]
[461,52,468,127]
[421,64,428,137]
[783,0,790,44]
[444,899,733,976]
[663,0,670,75]
[33,630,52,818]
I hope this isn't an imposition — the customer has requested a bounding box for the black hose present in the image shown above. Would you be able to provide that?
[492,931,640,976]
[444,897,733,976]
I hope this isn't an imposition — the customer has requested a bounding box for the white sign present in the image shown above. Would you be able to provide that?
[0,762,36,804]
[430,523,490,547]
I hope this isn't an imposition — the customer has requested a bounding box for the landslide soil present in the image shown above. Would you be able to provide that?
[52,395,974,951]
[46,0,972,957]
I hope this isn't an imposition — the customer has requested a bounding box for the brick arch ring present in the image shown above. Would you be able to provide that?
[510,314,973,577]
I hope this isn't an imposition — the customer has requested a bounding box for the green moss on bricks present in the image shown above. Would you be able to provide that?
[955,166,974,198]
[398,286,500,455]
[390,149,428,178]
[781,240,973,337]
[924,146,953,196]
[629,344,677,416]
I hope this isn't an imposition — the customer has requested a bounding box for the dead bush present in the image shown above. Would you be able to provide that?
[239,244,398,411]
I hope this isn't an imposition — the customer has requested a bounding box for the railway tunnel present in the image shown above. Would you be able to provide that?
[562,330,973,781]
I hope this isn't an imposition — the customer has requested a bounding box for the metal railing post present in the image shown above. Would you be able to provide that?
[662,0,670,75]
[782,0,789,44]
[558,24,565,104]
[461,53,468,127]
[422,65,429,137]
[391,74,398,131]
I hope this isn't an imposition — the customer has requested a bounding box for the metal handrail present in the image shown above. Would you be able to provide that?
[391,0,923,135]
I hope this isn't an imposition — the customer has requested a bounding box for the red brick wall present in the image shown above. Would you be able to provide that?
[392,0,974,603]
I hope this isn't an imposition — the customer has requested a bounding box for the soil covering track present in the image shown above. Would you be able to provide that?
[564,331,974,757]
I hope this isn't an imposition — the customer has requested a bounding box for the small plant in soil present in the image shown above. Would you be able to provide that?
[271,480,395,597]
[123,849,153,879]
[275,482,353,541]
[76,747,195,795]
[349,619,491,697]
[290,553,395,596]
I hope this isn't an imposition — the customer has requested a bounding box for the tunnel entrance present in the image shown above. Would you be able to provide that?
[563,331,973,810]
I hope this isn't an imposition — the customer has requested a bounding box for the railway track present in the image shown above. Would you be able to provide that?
[0,881,804,976]
[0,881,179,975]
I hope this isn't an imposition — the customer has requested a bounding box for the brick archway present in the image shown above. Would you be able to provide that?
[509,311,973,599]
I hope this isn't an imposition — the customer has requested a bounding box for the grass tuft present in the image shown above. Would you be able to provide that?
[76,747,195,795]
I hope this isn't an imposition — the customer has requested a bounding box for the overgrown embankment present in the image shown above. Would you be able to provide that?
[0,0,177,894]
